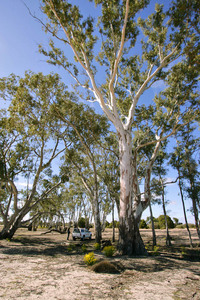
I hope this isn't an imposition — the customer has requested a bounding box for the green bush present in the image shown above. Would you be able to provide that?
[157,215,175,229]
[188,223,196,229]
[175,224,185,229]
[107,221,119,228]
[139,219,148,229]
[94,243,101,250]
[102,246,115,257]
[148,221,160,229]
[77,217,92,228]
[84,252,97,266]
[105,221,110,228]
[78,217,86,228]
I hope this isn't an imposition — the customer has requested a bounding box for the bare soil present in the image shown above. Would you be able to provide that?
[0,228,199,300]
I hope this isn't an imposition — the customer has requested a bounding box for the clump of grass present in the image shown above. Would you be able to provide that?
[84,252,97,266]
[102,245,115,257]
[181,246,187,257]
[152,245,160,256]
[145,242,151,251]
[94,243,101,250]
[67,243,76,252]
[91,260,120,274]
[81,244,87,253]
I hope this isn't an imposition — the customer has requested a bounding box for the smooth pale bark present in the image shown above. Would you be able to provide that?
[160,177,171,246]
[112,198,115,243]
[178,176,193,247]
[0,206,29,239]
[117,131,147,255]
[149,201,157,247]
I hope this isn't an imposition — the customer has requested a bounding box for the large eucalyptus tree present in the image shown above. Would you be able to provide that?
[38,0,199,254]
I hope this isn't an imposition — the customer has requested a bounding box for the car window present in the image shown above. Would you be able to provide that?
[73,228,80,233]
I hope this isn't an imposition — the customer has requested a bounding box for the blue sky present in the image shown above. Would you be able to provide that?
[0,0,197,224]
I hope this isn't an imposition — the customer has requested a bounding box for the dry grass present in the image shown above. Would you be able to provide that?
[0,227,199,299]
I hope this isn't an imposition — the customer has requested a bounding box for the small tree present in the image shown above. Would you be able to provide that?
[0,72,68,239]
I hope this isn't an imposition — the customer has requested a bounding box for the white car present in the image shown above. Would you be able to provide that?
[72,228,92,241]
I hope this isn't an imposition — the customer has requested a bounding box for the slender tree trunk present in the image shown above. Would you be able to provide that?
[162,188,171,246]
[93,192,102,243]
[149,201,157,247]
[112,197,115,242]
[178,176,193,247]
[189,180,200,241]
[191,194,200,241]
[159,177,171,246]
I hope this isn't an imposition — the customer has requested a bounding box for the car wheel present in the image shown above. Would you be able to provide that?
[73,237,76,241]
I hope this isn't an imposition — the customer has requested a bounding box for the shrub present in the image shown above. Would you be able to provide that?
[84,252,97,266]
[139,219,148,229]
[188,223,196,229]
[105,221,110,228]
[157,215,175,229]
[78,217,86,228]
[108,221,119,228]
[102,245,115,257]
[94,243,101,250]
[77,217,92,229]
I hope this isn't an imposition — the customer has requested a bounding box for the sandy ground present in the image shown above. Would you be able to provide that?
[0,228,200,300]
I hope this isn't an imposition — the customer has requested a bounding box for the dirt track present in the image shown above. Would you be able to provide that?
[0,228,199,299]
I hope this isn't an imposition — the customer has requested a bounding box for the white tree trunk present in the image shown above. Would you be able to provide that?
[118,131,147,255]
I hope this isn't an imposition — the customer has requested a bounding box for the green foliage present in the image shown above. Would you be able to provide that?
[78,217,86,228]
[67,244,76,252]
[175,224,184,229]
[107,221,119,228]
[94,243,101,250]
[157,215,175,229]
[83,252,97,266]
[188,223,196,229]
[105,221,110,228]
[181,246,187,257]
[173,217,179,226]
[102,246,115,257]
[139,219,148,229]
[81,244,87,253]
[152,245,160,256]
[145,243,160,255]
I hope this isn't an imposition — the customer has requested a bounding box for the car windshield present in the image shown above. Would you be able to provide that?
[73,228,80,233]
